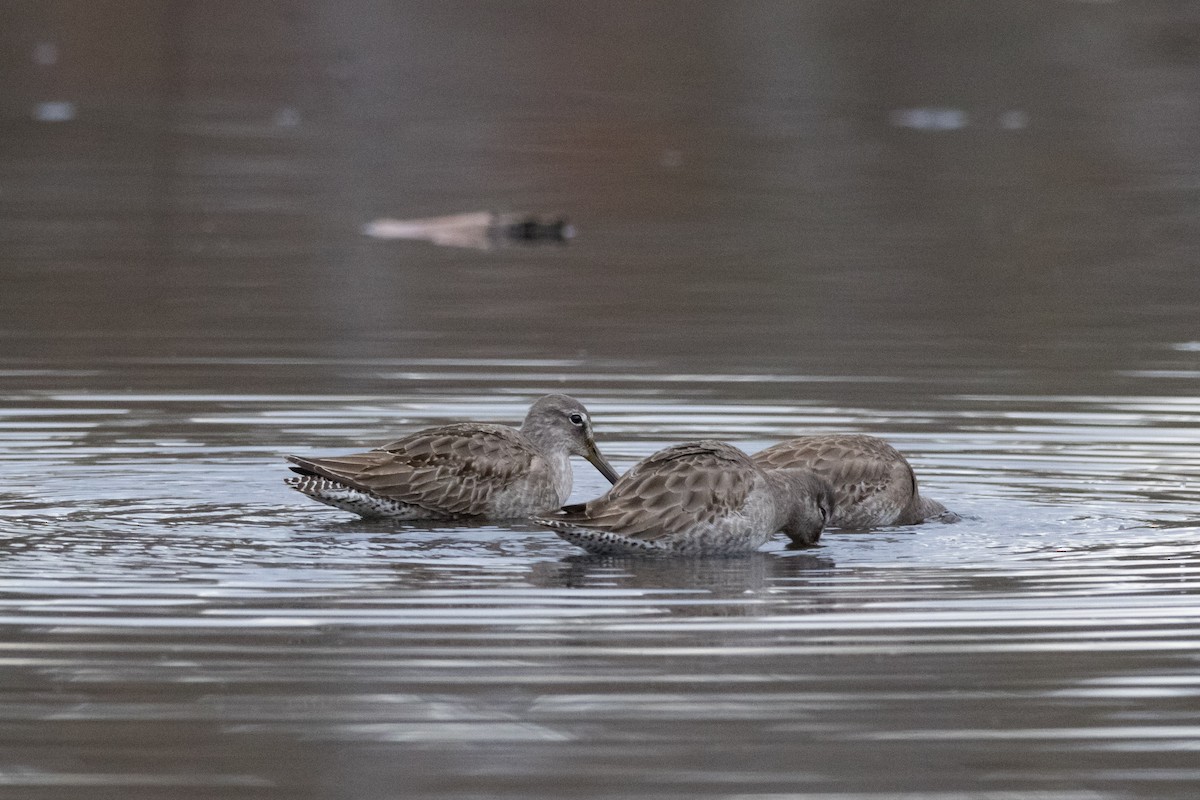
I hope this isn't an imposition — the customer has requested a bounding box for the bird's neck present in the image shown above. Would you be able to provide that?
[521,421,574,503]
[764,470,799,530]
[520,419,561,458]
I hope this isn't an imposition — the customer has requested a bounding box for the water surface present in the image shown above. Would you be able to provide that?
[2,3,1200,798]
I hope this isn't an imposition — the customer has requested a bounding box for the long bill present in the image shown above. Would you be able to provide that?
[584,438,621,484]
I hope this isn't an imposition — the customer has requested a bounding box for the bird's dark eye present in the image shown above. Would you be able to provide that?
[819,505,828,522]
[568,413,585,426]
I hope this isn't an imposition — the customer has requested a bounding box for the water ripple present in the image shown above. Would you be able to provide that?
[2,384,1199,798]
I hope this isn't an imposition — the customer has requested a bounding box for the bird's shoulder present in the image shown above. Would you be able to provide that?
[376,422,537,475]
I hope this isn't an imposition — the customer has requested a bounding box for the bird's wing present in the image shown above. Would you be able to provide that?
[753,435,915,512]
[289,423,538,516]
[546,441,756,541]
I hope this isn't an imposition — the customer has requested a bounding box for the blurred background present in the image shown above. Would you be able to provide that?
[3,0,1198,400]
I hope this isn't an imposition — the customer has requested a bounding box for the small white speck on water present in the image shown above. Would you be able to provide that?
[33,101,76,123]
[274,107,301,128]
[999,109,1029,130]
[33,42,58,66]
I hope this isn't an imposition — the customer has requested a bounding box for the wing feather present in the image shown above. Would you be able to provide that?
[753,435,915,520]
[288,423,538,516]
[548,441,757,541]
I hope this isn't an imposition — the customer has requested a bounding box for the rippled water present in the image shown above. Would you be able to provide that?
[3,366,1198,798]
[5,2,1200,798]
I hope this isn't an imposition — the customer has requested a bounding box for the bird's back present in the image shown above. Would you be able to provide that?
[753,434,922,527]
[288,422,553,518]
[542,440,761,543]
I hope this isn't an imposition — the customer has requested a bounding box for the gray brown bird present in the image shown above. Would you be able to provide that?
[285,394,619,520]
[534,440,833,555]
[752,434,951,529]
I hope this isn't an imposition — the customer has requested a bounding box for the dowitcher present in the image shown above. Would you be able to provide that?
[285,394,619,520]
[752,434,951,529]
[533,440,834,556]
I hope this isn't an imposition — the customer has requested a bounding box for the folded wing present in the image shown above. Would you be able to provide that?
[753,434,915,514]
[287,423,538,516]
[546,441,756,541]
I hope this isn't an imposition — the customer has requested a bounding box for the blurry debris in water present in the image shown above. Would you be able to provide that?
[33,101,76,122]
[890,107,1029,132]
[362,211,574,250]
[503,216,574,242]
[889,107,969,131]
[33,42,59,66]
[660,148,683,168]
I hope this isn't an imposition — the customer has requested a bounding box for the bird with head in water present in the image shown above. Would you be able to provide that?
[533,440,834,556]
[752,434,953,529]
[285,394,619,520]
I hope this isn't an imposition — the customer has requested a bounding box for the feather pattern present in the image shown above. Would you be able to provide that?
[551,441,757,542]
[534,441,831,555]
[285,395,617,521]
[288,424,547,517]
[752,434,951,528]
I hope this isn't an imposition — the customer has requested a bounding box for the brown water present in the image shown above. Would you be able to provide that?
[3,3,1200,798]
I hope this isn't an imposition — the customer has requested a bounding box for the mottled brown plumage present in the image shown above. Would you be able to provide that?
[752,434,951,529]
[534,441,834,555]
[285,395,618,520]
